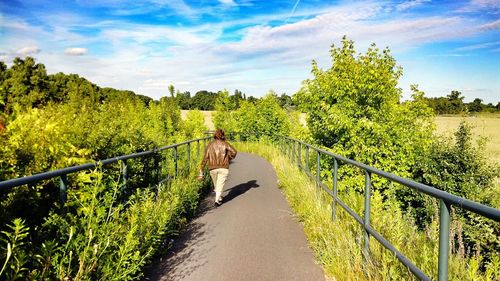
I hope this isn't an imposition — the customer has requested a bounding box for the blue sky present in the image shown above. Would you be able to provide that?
[1,0,499,103]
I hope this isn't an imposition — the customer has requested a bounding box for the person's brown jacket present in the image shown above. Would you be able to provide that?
[200,139,237,170]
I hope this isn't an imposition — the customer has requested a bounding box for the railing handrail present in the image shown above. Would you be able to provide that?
[0,136,211,192]
[275,134,500,281]
[283,136,500,222]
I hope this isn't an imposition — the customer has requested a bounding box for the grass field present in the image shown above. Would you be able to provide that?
[435,115,500,165]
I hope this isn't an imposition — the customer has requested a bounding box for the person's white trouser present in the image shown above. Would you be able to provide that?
[209,168,229,202]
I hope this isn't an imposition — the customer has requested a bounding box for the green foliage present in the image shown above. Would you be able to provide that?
[0,165,209,280]
[0,57,150,125]
[0,57,210,280]
[181,110,208,139]
[213,89,238,132]
[157,85,293,111]
[214,90,300,139]
[0,218,30,280]
[423,91,499,115]
[190,90,218,110]
[294,36,498,268]
[296,37,434,192]
[1,57,49,117]
[410,122,499,260]
[423,90,467,115]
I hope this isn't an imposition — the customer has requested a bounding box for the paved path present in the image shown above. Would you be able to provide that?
[144,153,325,281]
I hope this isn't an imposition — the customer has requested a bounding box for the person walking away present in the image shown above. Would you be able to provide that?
[198,129,237,206]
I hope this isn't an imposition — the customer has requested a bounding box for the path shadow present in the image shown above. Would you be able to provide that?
[223,180,259,203]
[143,221,215,281]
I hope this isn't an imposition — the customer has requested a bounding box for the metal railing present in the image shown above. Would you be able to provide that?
[277,135,500,281]
[0,136,211,207]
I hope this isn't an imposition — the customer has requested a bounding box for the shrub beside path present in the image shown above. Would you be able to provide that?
[144,152,325,281]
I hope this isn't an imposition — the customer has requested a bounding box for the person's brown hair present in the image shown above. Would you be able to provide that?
[213,129,226,140]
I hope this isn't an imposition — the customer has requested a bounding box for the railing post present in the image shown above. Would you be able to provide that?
[316,151,321,192]
[154,151,159,185]
[332,158,338,221]
[174,146,178,178]
[364,171,371,260]
[187,143,191,173]
[305,146,309,172]
[297,142,301,169]
[287,139,291,158]
[197,139,200,158]
[59,174,68,209]
[438,200,451,281]
[121,159,128,191]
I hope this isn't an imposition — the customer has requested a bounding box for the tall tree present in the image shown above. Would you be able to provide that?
[2,57,49,115]
[446,90,466,114]
[296,36,433,182]
[468,98,483,112]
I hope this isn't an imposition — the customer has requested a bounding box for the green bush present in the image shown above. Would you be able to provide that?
[0,57,210,280]
[410,122,499,260]
[0,164,209,280]
[294,36,498,268]
[214,90,303,140]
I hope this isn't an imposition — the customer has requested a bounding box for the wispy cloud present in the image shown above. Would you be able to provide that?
[396,0,431,12]
[455,41,500,52]
[478,19,500,31]
[455,0,500,14]
[1,0,499,102]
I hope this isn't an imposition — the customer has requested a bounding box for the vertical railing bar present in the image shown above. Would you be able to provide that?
[59,174,68,211]
[121,159,128,192]
[154,150,159,185]
[293,139,296,164]
[332,158,338,221]
[305,146,309,172]
[438,200,451,281]
[174,146,178,178]
[287,139,290,158]
[364,170,371,261]
[197,139,200,158]
[298,142,301,169]
[288,139,291,159]
[316,151,321,193]
[187,143,191,174]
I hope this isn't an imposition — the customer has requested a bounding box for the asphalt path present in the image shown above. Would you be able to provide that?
[144,152,325,281]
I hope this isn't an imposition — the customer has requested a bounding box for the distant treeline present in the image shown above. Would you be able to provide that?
[423,90,500,115]
[0,57,156,122]
[163,86,295,111]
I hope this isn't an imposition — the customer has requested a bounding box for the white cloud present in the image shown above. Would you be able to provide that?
[65,47,88,56]
[16,46,40,56]
[219,0,236,6]
[2,1,498,102]
[396,0,431,12]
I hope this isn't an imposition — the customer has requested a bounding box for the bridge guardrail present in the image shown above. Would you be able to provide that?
[276,135,500,281]
[0,136,211,208]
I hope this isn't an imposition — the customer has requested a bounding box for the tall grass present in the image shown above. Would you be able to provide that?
[0,161,210,280]
[238,141,499,281]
